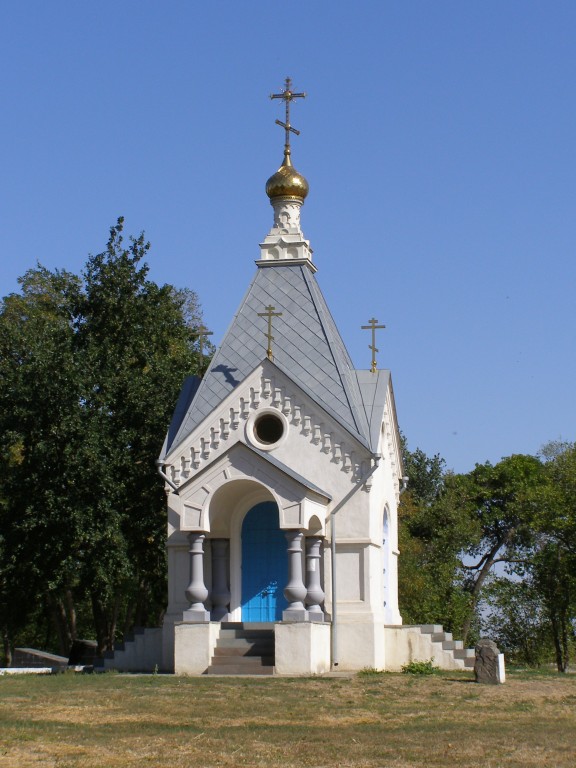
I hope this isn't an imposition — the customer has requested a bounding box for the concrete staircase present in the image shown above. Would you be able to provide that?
[206,623,275,675]
[94,627,162,673]
[417,624,475,669]
[93,622,473,675]
[385,624,476,671]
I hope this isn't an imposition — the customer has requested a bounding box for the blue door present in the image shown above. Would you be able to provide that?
[241,502,287,621]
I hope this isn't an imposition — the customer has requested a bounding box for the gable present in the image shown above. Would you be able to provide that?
[161,360,375,493]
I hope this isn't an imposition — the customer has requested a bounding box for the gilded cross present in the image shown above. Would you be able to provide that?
[361,318,386,373]
[194,324,213,371]
[257,305,283,361]
[270,77,306,154]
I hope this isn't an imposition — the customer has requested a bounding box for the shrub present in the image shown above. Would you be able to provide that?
[401,659,438,675]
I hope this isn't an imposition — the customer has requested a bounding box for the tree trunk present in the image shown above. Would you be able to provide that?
[461,537,508,645]
[65,588,77,641]
[2,628,12,667]
[91,592,108,654]
[545,545,571,673]
[92,592,125,653]
[550,612,565,673]
[46,593,72,656]
[560,613,569,673]
[107,594,121,651]
[133,579,148,628]
[123,600,135,637]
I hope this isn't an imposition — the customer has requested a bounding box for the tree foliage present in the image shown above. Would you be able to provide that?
[398,438,471,634]
[481,577,552,667]
[0,219,205,659]
[455,454,545,643]
[399,438,575,667]
[533,441,576,670]
[481,444,576,671]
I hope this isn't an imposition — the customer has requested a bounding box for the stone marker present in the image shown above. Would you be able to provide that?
[474,638,505,684]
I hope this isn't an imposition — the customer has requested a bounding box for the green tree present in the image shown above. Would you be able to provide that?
[482,539,575,672]
[399,439,574,662]
[398,439,471,633]
[481,576,553,666]
[400,440,446,507]
[456,455,545,644]
[532,442,576,671]
[399,444,549,645]
[0,266,84,657]
[0,219,206,659]
[538,441,576,556]
[531,542,575,672]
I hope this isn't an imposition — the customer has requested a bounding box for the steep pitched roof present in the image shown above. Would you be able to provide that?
[166,263,373,454]
[356,369,390,452]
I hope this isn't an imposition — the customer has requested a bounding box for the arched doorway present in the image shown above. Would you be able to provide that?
[241,501,288,621]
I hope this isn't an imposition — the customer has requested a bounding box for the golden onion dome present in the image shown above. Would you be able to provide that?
[266,152,309,202]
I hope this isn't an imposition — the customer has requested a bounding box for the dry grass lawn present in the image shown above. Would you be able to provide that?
[1,669,575,767]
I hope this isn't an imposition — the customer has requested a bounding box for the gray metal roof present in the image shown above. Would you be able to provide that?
[355,369,390,452]
[166,262,373,454]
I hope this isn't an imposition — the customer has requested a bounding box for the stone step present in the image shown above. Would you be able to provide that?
[418,624,443,635]
[207,623,275,676]
[221,622,275,630]
[218,629,275,640]
[409,624,477,671]
[218,632,274,640]
[214,643,273,656]
[442,640,463,651]
[206,663,274,675]
[210,655,275,667]
[453,648,475,659]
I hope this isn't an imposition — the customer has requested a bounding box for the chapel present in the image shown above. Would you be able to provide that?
[100,80,475,675]
[157,78,403,674]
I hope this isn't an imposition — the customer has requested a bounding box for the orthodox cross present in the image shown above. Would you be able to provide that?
[361,318,386,373]
[257,305,283,361]
[270,77,306,153]
[194,324,213,370]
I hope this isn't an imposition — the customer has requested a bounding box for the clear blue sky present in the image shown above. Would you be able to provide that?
[1,1,574,473]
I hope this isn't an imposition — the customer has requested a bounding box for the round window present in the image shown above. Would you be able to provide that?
[253,413,285,445]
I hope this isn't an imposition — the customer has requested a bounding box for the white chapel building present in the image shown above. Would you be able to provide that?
[101,82,475,675]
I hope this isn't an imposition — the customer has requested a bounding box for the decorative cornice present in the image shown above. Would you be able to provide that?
[383,394,400,503]
[164,368,373,492]
[255,257,317,272]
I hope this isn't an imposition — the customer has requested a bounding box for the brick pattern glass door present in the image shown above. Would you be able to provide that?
[241,502,288,621]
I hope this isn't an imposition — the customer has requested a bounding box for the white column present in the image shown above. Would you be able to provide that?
[282,530,308,622]
[183,532,210,623]
[210,539,230,621]
[305,536,325,621]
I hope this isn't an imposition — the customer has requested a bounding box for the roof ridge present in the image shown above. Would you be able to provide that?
[302,269,371,440]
